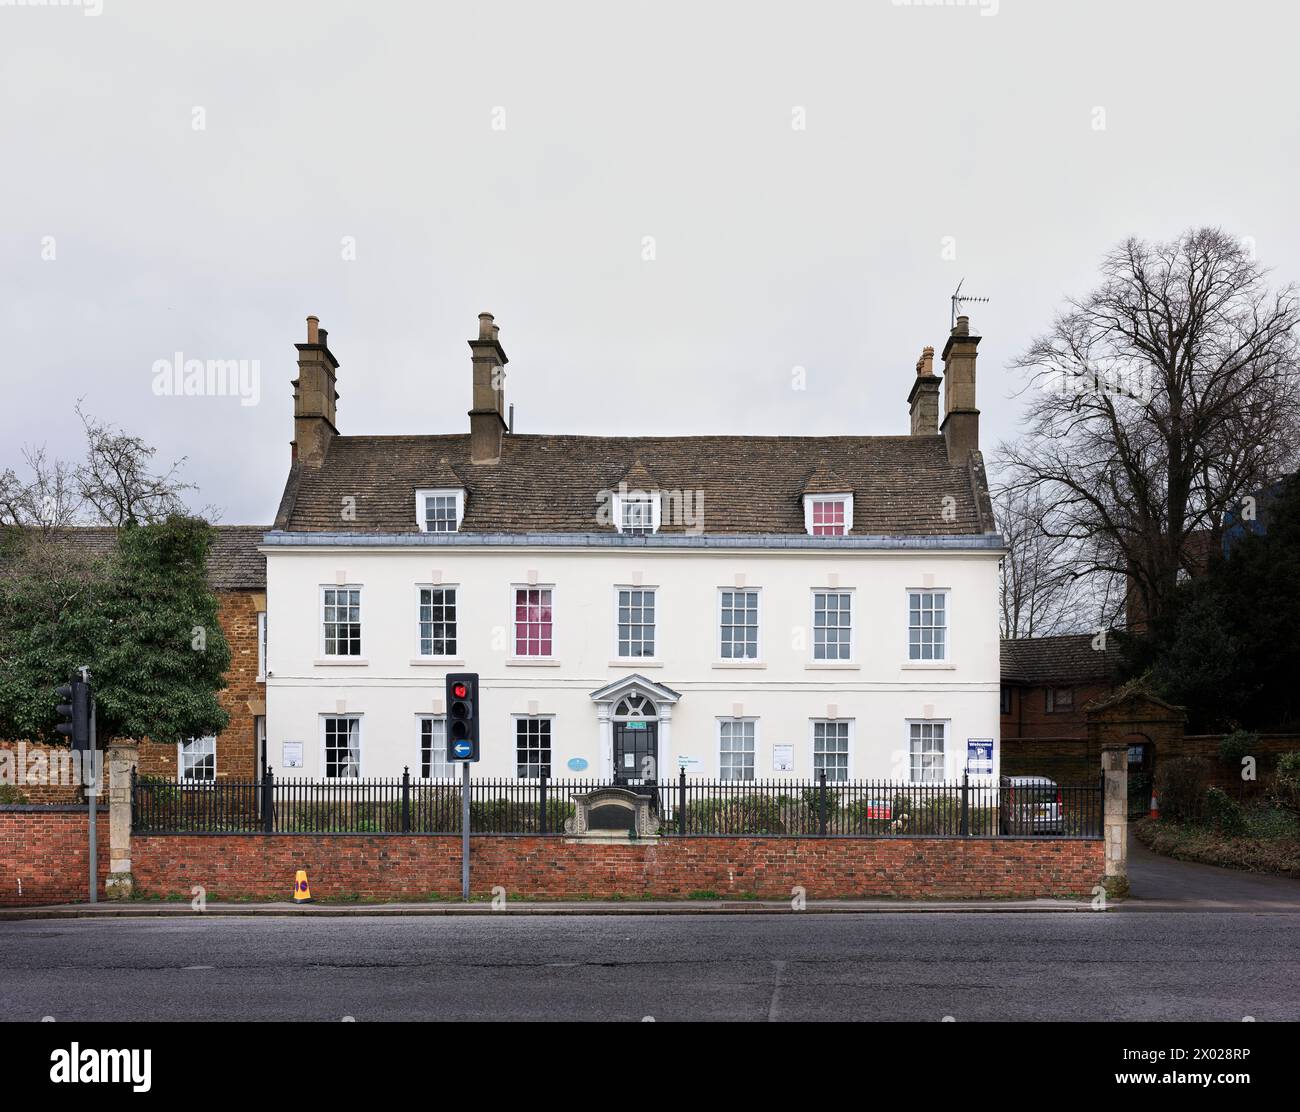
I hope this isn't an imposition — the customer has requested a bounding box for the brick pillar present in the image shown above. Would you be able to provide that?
[104,740,138,900]
[1101,744,1128,897]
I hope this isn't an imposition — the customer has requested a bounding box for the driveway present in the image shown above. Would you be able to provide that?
[1124,829,1300,909]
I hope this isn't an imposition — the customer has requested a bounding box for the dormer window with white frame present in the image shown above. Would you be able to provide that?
[615,490,660,535]
[416,488,465,533]
[804,493,853,537]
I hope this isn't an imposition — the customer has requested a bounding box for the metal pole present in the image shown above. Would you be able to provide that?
[461,761,470,902]
[87,693,97,904]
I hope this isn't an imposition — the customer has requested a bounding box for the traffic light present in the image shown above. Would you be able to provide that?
[444,672,480,763]
[54,678,91,751]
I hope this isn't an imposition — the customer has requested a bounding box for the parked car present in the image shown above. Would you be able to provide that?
[999,776,1064,835]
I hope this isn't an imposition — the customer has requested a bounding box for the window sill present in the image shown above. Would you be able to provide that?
[713,660,766,669]
[506,657,562,667]
[900,663,955,671]
[314,658,369,667]
[805,662,859,670]
[610,659,663,668]
[410,658,466,667]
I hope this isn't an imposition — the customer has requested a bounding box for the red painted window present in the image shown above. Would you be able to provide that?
[811,499,847,536]
[515,588,553,657]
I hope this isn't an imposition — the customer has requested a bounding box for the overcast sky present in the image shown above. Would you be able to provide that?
[3,0,1297,525]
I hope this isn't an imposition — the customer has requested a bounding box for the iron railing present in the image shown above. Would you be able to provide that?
[132,768,1104,838]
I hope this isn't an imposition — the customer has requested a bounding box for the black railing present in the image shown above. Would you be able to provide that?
[132,768,1104,838]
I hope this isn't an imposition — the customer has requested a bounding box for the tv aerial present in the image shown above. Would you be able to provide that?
[950,278,991,328]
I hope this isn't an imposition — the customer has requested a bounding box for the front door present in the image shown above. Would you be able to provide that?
[613,720,658,784]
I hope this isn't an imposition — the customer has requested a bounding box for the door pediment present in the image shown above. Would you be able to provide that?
[589,673,681,706]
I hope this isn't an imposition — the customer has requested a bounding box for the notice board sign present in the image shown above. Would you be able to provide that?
[966,738,994,776]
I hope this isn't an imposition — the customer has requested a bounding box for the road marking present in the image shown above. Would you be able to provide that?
[768,959,785,1022]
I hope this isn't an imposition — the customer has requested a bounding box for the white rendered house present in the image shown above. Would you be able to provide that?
[262,313,1004,785]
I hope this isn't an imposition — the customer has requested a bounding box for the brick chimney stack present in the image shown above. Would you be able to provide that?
[940,315,981,465]
[468,311,509,465]
[291,315,340,466]
[907,345,941,436]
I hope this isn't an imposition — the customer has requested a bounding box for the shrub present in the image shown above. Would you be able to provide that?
[0,783,28,804]
[1204,787,1247,835]
[1154,757,1211,824]
[1273,751,1300,816]
[1219,730,1259,771]
[685,794,790,834]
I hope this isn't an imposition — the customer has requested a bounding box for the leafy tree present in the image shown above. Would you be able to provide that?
[0,517,230,746]
[1121,473,1300,730]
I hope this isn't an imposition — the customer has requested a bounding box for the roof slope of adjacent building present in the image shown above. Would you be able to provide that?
[0,525,268,591]
[1000,633,1120,686]
[273,432,997,537]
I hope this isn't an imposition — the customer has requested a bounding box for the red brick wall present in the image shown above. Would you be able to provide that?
[0,806,108,905]
[1001,682,1114,739]
[131,835,1104,902]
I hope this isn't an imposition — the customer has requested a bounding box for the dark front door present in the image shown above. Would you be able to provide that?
[613,721,658,784]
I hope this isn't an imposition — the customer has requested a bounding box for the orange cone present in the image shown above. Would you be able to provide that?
[293,869,313,903]
[1149,791,1159,820]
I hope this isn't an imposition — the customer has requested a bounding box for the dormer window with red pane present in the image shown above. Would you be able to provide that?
[804,493,853,536]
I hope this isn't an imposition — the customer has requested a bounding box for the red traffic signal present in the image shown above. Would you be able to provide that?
[444,673,480,763]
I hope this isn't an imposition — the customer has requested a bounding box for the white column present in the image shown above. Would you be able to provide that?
[657,704,673,783]
[596,704,612,780]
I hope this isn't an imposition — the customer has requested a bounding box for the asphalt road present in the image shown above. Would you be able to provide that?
[2,910,1296,1021]
[1126,832,1300,905]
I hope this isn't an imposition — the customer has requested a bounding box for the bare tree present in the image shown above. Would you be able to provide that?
[996,486,1088,637]
[999,228,1300,633]
[74,404,196,526]
[1,407,200,530]
[0,445,83,530]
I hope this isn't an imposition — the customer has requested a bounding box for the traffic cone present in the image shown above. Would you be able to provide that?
[1149,791,1159,820]
[293,869,313,903]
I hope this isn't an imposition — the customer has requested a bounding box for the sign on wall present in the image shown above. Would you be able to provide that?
[772,744,794,772]
[282,741,304,769]
[966,738,994,776]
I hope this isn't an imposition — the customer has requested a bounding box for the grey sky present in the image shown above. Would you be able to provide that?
[3,0,1297,525]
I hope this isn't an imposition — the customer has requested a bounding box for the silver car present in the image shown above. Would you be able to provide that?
[999,775,1065,835]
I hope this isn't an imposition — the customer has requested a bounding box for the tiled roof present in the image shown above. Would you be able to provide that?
[1000,634,1120,686]
[274,433,997,537]
[2,525,267,591]
[206,526,269,590]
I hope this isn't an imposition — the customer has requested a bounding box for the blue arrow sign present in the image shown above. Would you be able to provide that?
[452,741,473,759]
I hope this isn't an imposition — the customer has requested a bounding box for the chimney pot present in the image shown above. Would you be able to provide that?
[292,318,340,466]
[940,316,981,464]
[469,312,509,464]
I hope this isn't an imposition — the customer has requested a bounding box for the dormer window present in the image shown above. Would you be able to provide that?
[416,488,465,533]
[615,490,660,535]
[804,493,853,536]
